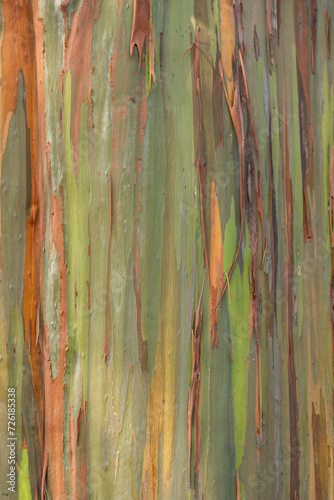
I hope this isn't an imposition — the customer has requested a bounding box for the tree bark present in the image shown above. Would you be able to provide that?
[0,0,333,498]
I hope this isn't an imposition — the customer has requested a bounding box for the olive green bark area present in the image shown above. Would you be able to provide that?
[0,74,28,496]
[86,0,116,495]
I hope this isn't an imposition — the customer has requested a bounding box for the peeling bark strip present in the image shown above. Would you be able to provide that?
[130,0,155,86]
[130,0,149,61]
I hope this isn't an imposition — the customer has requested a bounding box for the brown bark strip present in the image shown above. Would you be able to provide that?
[312,390,329,499]
[77,399,82,444]
[187,28,210,286]
[329,145,334,373]
[311,0,317,74]
[244,117,258,340]
[253,25,260,61]
[130,0,149,61]
[211,38,224,148]
[234,0,244,54]
[41,448,48,499]
[188,276,205,486]
[284,94,300,499]
[266,0,274,63]
[198,158,211,285]
[303,186,312,240]
[294,0,314,242]
[239,50,267,265]
[104,335,109,363]
[269,112,281,497]
[256,342,261,462]
[62,0,101,177]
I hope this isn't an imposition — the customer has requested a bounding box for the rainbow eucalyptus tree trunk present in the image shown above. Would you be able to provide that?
[0,0,334,498]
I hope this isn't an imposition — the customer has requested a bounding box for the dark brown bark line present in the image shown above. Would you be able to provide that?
[269,113,281,498]
[240,53,268,472]
[212,35,224,149]
[284,101,300,500]
[188,277,205,487]
[311,0,318,73]
[186,5,209,483]
[234,0,244,54]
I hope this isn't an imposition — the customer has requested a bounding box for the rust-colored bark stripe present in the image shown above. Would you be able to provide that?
[294,0,314,241]
[62,0,101,177]
[312,390,329,499]
[284,92,300,499]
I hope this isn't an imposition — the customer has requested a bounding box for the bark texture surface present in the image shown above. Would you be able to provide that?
[0,0,334,498]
